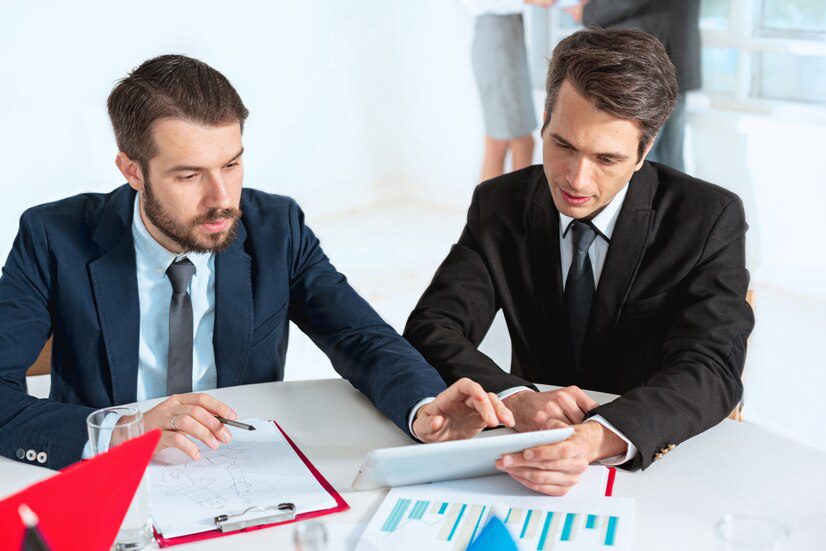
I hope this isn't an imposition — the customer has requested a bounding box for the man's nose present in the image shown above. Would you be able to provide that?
[204,174,232,209]
[566,156,593,191]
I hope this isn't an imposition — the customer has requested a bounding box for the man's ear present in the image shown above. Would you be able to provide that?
[115,152,146,192]
[634,139,655,171]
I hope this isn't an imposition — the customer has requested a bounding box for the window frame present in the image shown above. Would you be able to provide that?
[527,0,826,122]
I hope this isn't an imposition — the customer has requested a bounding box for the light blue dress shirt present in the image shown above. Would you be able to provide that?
[131,196,217,400]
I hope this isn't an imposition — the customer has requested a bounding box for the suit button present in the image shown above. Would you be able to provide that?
[25,449,36,461]
[36,452,47,464]
[652,442,677,462]
[15,448,25,460]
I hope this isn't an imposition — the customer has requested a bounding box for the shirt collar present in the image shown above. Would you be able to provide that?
[559,183,630,242]
[131,194,212,274]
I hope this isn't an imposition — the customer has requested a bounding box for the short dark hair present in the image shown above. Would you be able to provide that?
[543,28,677,159]
[107,54,249,173]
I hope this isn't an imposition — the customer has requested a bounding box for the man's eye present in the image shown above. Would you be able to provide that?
[178,173,197,181]
[598,157,616,165]
[556,142,572,150]
[225,162,239,170]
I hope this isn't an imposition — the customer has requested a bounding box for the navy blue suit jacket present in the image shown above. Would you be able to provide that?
[0,185,447,469]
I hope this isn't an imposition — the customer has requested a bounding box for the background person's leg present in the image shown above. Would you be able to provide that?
[481,136,509,181]
[509,133,535,172]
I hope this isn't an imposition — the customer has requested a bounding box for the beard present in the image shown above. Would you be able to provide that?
[141,178,242,254]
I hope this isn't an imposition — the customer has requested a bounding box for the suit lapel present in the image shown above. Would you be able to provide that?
[580,163,657,382]
[89,185,140,405]
[527,173,577,378]
[213,222,253,388]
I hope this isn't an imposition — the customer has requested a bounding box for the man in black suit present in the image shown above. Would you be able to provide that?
[564,0,702,171]
[404,28,753,495]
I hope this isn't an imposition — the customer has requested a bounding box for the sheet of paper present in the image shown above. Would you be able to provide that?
[146,418,336,538]
[356,475,634,551]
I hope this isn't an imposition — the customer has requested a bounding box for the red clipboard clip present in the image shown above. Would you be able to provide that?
[154,421,349,548]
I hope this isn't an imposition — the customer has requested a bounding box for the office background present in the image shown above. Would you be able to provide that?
[1,0,823,453]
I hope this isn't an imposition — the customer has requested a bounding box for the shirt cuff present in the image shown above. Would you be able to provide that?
[586,414,638,466]
[81,410,123,459]
[408,397,437,441]
[497,386,534,401]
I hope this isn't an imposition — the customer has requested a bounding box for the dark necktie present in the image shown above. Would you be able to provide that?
[166,258,195,395]
[565,220,597,367]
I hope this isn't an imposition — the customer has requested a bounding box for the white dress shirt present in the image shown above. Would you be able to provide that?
[500,183,639,466]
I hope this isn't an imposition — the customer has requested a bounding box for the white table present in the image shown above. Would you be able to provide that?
[2,379,824,549]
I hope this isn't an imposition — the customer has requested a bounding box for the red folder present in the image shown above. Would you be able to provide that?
[0,429,161,551]
[154,421,349,547]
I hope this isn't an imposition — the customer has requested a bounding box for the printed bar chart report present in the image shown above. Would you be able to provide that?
[356,475,634,551]
[378,499,623,550]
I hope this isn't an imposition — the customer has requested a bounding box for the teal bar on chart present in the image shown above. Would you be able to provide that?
[560,513,576,541]
[381,499,412,533]
[537,512,554,550]
[605,516,618,546]
[447,504,467,541]
[438,502,448,514]
[468,506,488,543]
[520,510,533,538]
[586,514,597,529]
[409,500,429,520]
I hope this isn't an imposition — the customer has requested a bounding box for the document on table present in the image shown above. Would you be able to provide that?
[356,471,634,551]
[146,418,337,539]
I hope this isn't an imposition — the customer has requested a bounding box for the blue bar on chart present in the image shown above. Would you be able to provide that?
[409,500,429,520]
[536,512,554,550]
[605,516,619,546]
[381,499,412,533]
[438,502,448,515]
[560,513,578,541]
[519,510,533,539]
[446,504,467,541]
[586,514,597,529]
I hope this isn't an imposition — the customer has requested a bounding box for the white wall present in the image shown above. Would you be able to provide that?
[3,1,825,449]
[0,0,435,254]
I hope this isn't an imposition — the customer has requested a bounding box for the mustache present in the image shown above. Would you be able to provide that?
[191,207,243,227]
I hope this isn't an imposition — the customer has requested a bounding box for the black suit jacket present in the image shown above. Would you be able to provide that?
[583,0,702,93]
[404,163,753,470]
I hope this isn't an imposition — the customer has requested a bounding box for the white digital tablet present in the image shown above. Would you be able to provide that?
[351,427,574,491]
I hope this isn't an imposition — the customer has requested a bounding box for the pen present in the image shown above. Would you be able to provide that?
[215,416,256,431]
[18,503,51,551]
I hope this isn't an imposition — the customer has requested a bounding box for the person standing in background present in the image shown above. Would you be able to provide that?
[564,0,701,172]
[465,0,553,181]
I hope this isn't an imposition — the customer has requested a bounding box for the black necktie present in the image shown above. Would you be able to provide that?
[166,258,195,395]
[565,220,597,367]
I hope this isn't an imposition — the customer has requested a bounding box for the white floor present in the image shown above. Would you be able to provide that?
[26,200,826,455]
[286,199,513,382]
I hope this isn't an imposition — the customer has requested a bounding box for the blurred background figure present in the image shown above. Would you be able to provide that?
[464,0,552,181]
[564,0,701,172]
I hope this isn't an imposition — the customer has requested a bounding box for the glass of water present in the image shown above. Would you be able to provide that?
[87,406,153,550]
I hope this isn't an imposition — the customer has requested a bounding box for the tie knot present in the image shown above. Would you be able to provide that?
[166,258,195,294]
[569,220,597,253]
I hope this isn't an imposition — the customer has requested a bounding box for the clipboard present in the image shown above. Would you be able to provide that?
[154,421,349,548]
